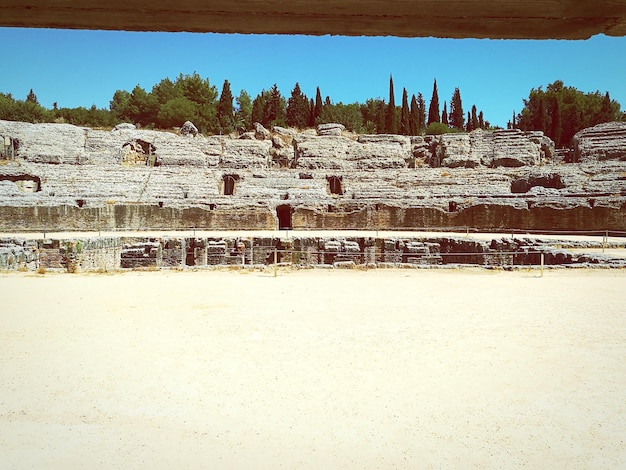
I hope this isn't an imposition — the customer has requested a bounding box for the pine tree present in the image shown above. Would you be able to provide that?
[217,79,235,133]
[235,90,252,132]
[427,79,440,125]
[386,75,398,134]
[450,87,464,130]
[400,88,410,135]
[417,92,426,132]
[441,101,448,126]
[286,82,309,128]
[599,91,613,122]
[26,89,39,104]
[266,84,286,127]
[409,94,419,135]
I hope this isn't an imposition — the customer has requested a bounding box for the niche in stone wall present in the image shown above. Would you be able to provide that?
[510,174,565,193]
[121,140,158,166]
[327,176,343,195]
[1,174,41,192]
[0,136,19,160]
[222,174,239,196]
[276,205,293,229]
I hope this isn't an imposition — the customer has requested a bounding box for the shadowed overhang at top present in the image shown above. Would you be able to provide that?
[1,0,626,39]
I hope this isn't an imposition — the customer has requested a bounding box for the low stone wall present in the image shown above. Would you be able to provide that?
[1,234,623,272]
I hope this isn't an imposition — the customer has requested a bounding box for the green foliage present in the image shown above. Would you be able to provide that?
[471,105,479,131]
[360,98,385,134]
[450,87,464,130]
[157,97,197,129]
[252,85,286,128]
[319,102,363,132]
[400,88,410,135]
[517,80,622,147]
[110,90,131,122]
[417,93,426,132]
[128,85,157,127]
[427,79,440,125]
[409,94,419,135]
[314,87,323,124]
[425,122,461,135]
[441,101,448,126]
[0,92,50,123]
[385,75,398,134]
[217,80,235,134]
[26,89,39,105]
[286,82,310,129]
[235,90,252,132]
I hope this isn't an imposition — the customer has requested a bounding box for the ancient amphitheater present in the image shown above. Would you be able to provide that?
[1,119,625,270]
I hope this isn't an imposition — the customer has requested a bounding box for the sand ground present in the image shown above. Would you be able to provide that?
[1,268,625,469]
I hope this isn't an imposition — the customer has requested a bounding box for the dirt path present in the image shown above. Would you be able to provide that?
[1,269,625,469]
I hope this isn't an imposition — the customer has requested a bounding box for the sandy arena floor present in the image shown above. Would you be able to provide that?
[1,268,625,469]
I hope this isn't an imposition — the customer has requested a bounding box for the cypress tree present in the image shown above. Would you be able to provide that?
[314,87,323,122]
[427,79,440,125]
[442,101,448,126]
[400,87,410,135]
[308,98,315,127]
[386,75,398,134]
[450,87,464,130]
[417,92,426,132]
[550,96,561,146]
[217,79,235,133]
[466,111,473,131]
[478,110,485,129]
[409,94,419,135]
[471,105,479,130]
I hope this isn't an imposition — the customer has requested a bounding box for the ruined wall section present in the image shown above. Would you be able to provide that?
[1,120,625,232]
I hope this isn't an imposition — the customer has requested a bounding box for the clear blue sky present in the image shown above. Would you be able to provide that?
[1,27,625,128]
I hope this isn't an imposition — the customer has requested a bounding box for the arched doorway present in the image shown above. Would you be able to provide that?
[276,205,292,230]
[223,175,237,195]
[327,176,343,195]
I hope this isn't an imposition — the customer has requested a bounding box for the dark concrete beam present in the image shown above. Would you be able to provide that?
[1,1,625,39]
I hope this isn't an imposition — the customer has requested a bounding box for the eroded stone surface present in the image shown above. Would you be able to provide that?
[0,119,624,232]
[573,122,626,163]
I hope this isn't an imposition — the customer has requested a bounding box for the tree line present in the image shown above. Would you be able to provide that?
[512,80,623,148]
[1,74,623,147]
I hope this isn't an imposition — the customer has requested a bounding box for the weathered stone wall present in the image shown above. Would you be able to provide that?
[573,122,626,163]
[1,120,625,233]
[1,234,623,272]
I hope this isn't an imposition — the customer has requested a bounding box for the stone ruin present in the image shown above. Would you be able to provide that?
[0,119,625,234]
[1,233,624,272]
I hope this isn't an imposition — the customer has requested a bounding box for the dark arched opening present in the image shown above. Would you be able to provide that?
[223,175,237,195]
[327,176,343,195]
[276,204,292,230]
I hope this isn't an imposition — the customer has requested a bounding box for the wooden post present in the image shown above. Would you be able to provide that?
[274,248,277,277]
[540,252,544,278]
